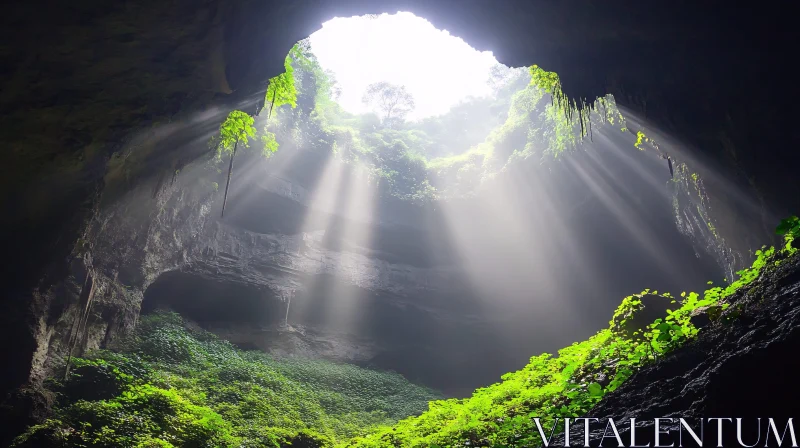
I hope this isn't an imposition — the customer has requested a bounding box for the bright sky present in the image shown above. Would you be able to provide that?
[308,12,499,120]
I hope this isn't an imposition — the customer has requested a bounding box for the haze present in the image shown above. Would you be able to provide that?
[309,12,498,119]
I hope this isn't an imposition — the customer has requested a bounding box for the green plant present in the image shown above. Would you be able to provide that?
[17,312,440,447]
[339,227,796,448]
[266,54,298,118]
[215,111,256,218]
[776,215,800,237]
[776,216,800,254]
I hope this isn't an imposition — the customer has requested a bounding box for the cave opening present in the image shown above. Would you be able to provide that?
[136,10,747,396]
[4,4,799,447]
[141,271,286,327]
[215,10,729,376]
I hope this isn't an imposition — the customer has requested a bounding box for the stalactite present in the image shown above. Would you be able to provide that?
[284,291,292,326]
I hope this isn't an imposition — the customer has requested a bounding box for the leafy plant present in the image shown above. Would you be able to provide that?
[266,54,299,118]
[776,216,800,253]
[215,111,256,218]
[339,228,796,448]
[16,312,440,447]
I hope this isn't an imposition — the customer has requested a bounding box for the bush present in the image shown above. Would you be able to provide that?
[17,312,440,447]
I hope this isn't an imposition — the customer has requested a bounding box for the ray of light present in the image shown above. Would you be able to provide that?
[563,152,685,282]
[617,104,771,226]
[433,162,596,349]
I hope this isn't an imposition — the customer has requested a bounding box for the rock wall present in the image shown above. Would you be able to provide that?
[552,254,800,446]
[2,2,797,441]
[0,108,734,443]
[6,119,721,394]
[3,2,795,310]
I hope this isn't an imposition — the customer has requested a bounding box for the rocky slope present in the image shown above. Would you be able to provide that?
[555,251,800,446]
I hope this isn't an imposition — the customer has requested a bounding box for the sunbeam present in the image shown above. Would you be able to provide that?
[9,4,799,447]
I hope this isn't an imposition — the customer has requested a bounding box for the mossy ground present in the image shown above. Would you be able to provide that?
[12,312,441,448]
[16,232,795,448]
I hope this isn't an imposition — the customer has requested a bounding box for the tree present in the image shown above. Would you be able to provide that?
[265,54,297,119]
[212,45,303,218]
[216,111,256,218]
[361,82,415,128]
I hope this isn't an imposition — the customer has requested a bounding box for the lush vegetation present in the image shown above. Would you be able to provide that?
[209,41,630,203]
[21,38,800,448]
[338,231,797,448]
[17,227,796,448]
[13,313,441,448]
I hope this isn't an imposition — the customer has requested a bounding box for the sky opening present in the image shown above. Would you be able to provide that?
[308,12,500,120]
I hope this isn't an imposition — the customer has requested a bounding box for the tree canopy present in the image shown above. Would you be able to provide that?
[265,54,298,116]
[361,82,416,128]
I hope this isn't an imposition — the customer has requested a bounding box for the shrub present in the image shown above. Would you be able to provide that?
[17,312,440,447]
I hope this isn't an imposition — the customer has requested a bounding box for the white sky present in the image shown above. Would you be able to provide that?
[308,12,499,120]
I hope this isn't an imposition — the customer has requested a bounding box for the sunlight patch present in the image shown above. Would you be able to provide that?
[309,12,499,119]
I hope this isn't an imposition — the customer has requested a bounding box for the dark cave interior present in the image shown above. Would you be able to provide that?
[1,1,799,446]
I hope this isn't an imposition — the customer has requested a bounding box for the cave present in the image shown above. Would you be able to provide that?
[142,271,287,326]
[1,2,799,447]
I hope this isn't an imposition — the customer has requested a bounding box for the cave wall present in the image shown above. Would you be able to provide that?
[1,0,797,438]
[3,2,796,296]
[0,122,721,410]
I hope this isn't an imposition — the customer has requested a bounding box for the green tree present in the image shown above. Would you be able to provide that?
[216,111,256,218]
[265,54,298,119]
[213,46,301,218]
[361,82,415,128]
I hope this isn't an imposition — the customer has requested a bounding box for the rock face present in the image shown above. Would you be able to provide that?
[3,2,795,295]
[2,2,797,443]
[0,119,723,423]
[554,254,800,447]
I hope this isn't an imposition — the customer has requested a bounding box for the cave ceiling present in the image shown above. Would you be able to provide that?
[1,0,798,344]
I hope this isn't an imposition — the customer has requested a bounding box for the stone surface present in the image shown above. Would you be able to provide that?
[553,254,800,447]
[2,133,721,409]
[2,3,798,442]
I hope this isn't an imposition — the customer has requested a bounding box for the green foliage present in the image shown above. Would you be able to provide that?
[266,54,298,113]
[634,131,646,150]
[262,131,280,156]
[216,111,256,156]
[17,313,440,448]
[60,352,151,403]
[529,65,560,94]
[262,44,643,202]
[340,229,796,448]
[776,216,800,250]
[19,222,797,448]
